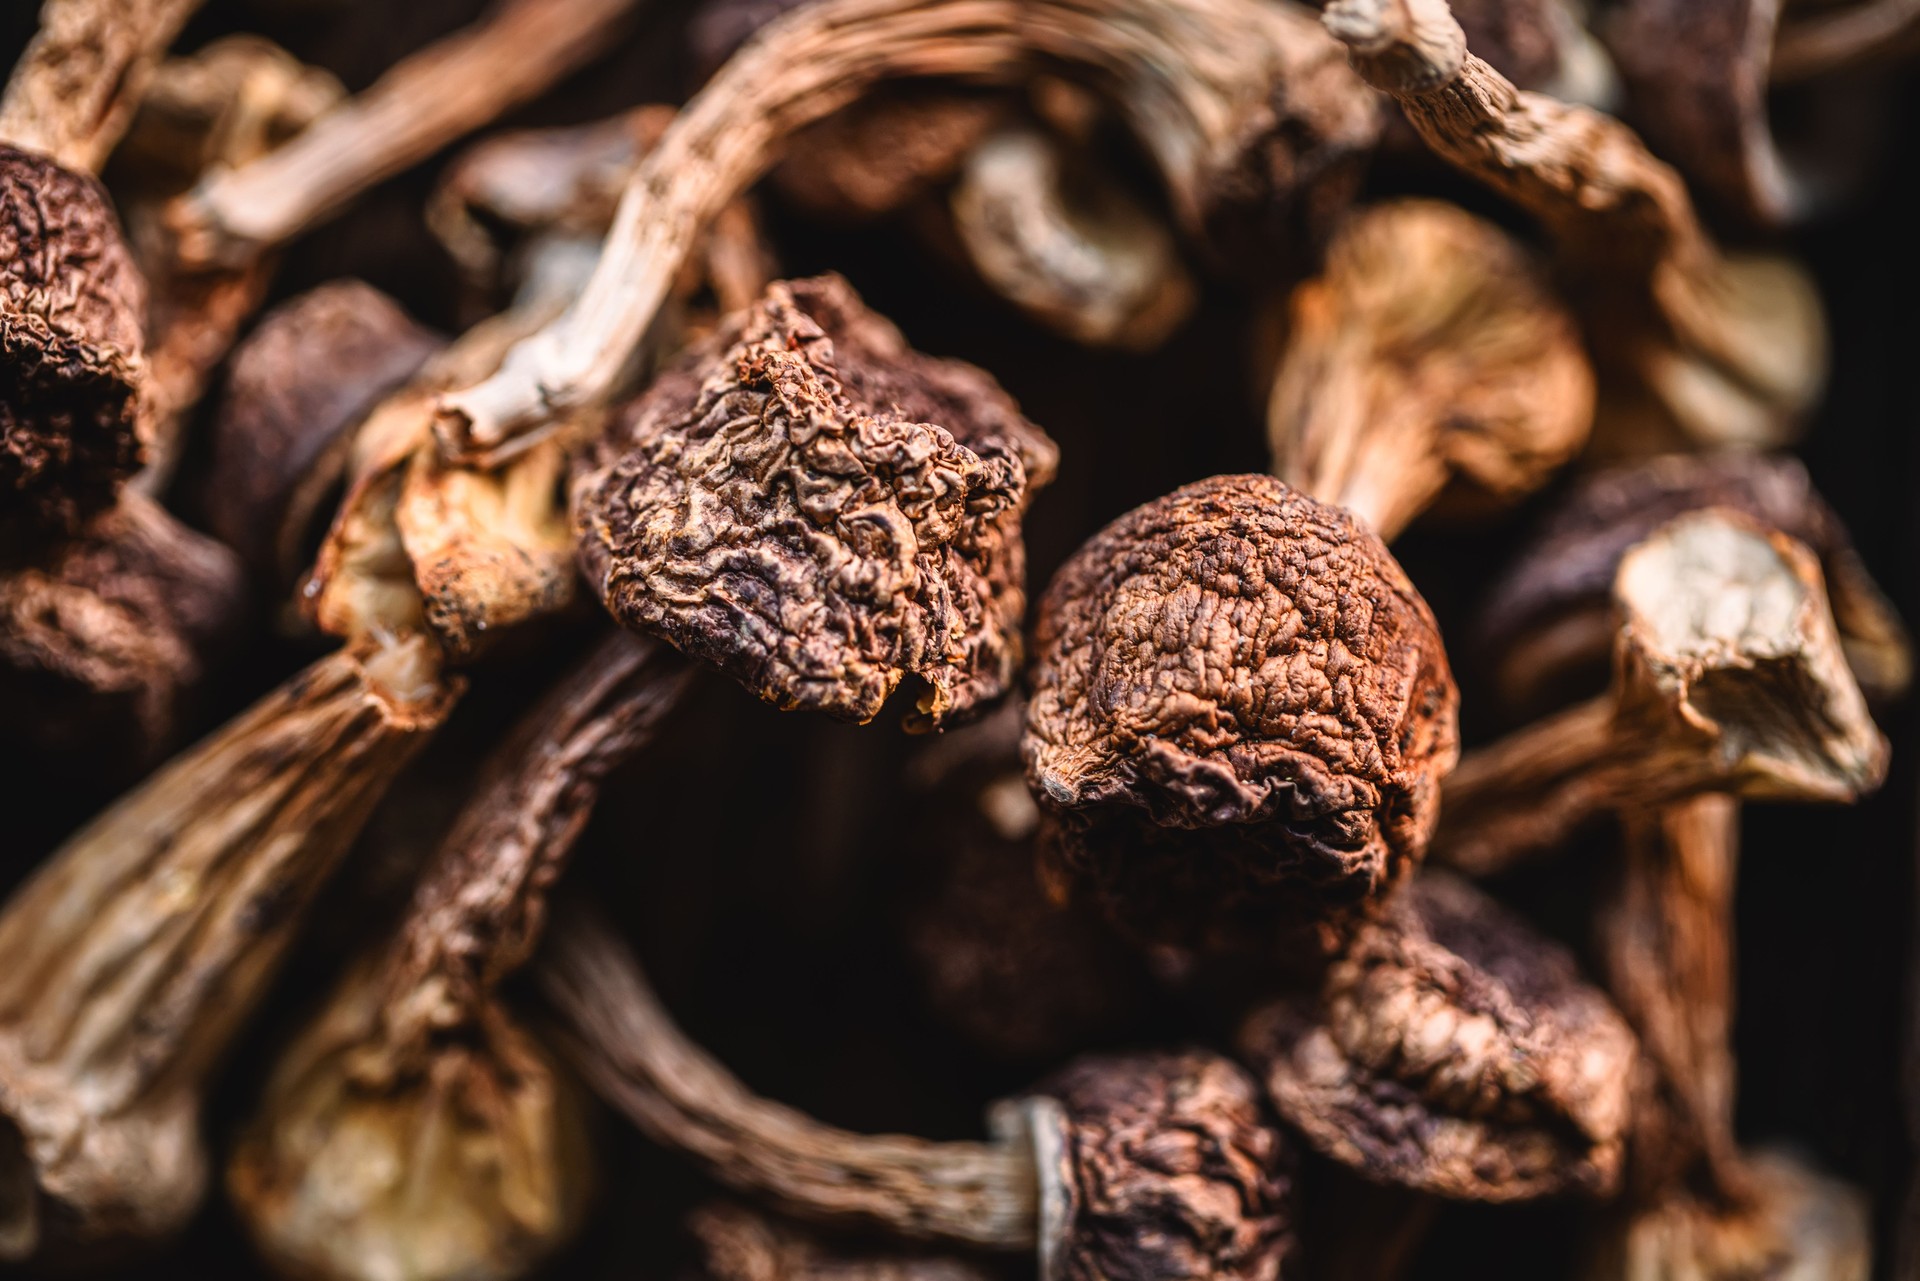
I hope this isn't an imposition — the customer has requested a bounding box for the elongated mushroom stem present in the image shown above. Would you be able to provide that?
[1321,0,1825,453]
[1265,198,1593,540]
[541,910,1296,1278]
[1436,508,1888,875]
[228,632,692,1281]
[0,634,455,1260]
[435,0,1378,461]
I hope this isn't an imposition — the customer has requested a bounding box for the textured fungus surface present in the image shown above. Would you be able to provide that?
[1240,874,1636,1201]
[1022,474,1457,953]
[574,274,1057,728]
[0,145,147,550]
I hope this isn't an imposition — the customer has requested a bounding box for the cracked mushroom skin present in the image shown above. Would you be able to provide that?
[1239,873,1637,1201]
[573,273,1057,729]
[1021,474,1458,955]
[1,146,147,552]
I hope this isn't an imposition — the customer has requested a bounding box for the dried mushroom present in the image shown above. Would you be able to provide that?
[1449,0,1616,100]
[0,636,454,1260]
[1477,452,1912,715]
[229,633,691,1281]
[1266,198,1593,540]
[1022,473,1458,957]
[691,1203,1006,1281]
[541,912,1296,1279]
[573,274,1058,730]
[1437,508,1889,874]
[1238,872,1637,1201]
[1320,0,1825,455]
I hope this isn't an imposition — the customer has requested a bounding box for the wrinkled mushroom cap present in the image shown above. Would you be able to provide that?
[1239,873,1637,1201]
[1022,474,1457,953]
[574,273,1057,729]
[1010,1049,1294,1281]
[1,145,147,551]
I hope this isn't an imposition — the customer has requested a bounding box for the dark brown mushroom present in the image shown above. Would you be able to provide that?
[1238,872,1637,1201]
[573,273,1058,730]
[1021,473,1459,959]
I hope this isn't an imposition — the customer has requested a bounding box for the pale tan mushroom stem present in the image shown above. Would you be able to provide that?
[435,0,1365,460]
[1320,0,1824,452]
[1435,509,1887,875]
[539,911,1040,1251]
[0,0,204,172]
[0,635,454,1259]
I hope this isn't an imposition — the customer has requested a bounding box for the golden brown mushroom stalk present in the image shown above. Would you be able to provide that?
[540,911,1297,1279]
[1434,508,1888,876]
[228,632,693,1281]
[1265,198,1593,541]
[690,1203,1003,1281]
[1582,797,1874,1279]
[1320,0,1825,455]
[948,118,1196,351]
[435,0,1378,462]
[0,634,454,1261]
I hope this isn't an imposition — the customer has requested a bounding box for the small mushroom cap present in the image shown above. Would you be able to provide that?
[1239,872,1637,1202]
[574,273,1057,729]
[1022,474,1458,953]
[1015,1049,1294,1281]
[0,145,148,552]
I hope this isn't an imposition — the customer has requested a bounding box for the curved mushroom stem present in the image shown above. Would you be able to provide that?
[1265,198,1592,540]
[1772,0,1920,82]
[434,0,1375,462]
[228,632,692,1281]
[0,635,454,1260]
[1320,0,1825,453]
[1436,508,1887,875]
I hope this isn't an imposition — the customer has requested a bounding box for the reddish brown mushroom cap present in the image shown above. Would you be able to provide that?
[573,273,1057,729]
[1,145,147,552]
[1022,474,1458,954]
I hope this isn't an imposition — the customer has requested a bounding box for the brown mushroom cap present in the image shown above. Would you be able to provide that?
[1015,1049,1294,1281]
[1,145,147,552]
[1239,873,1637,1202]
[1022,474,1458,955]
[573,273,1057,729]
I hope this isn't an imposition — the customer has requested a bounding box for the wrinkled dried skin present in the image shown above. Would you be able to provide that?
[575,274,1056,728]
[1266,199,1592,540]
[1022,474,1458,956]
[0,146,147,552]
[691,1203,1005,1281]
[0,639,453,1258]
[208,280,442,580]
[0,491,244,771]
[1240,873,1636,1201]
[1015,1050,1294,1281]
[950,120,1195,351]
[1478,452,1911,714]
[1436,509,1889,874]
[1321,0,1825,453]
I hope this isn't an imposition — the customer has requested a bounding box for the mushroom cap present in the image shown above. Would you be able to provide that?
[0,145,148,552]
[574,273,1057,729]
[1022,474,1457,954]
[1017,1049,1294,1281]
[1239,873,1637,1202]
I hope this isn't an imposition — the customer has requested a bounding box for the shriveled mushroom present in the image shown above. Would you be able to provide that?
[541,909,1297,1279]
[572,273,1058,730]
[1238,871,1637,1200]
[1436,508,1888,875]
[435,0,1381,460]
[1320,0,1825,454]
[228,632,691,1281]
[1477,452,1912,716]
[1265,198,1594,540]
[1021,473,1459,958]
[0,634,455,1260]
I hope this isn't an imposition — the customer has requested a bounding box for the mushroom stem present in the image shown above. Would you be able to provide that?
[1320,0,1824,451]
[1435,509,1887,875]
[0,0,204,172]
[1771,0,1920,82]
